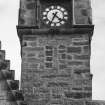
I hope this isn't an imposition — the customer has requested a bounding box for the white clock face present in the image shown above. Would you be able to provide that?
[42,6,68,27]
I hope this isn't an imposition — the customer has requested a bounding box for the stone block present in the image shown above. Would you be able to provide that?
[41,74,56,79]
[27,58,44,63]
[29,63,39,69]
[83,79,92,86]
[50,99,63,105]
[61,54,66,59]
[45,63,53,68]
[23,87,33,96]
[74,55,89,60]
[22,63,29,69]
[73,79,92,86]
[64,100,85,105]
[52,94,62,99]
[27,53,36,57]
[84,61,90,67]
[21,72,34,81]
[73,41,89,46]
[38,52,45,58]
[72,37,88,41]
[68,61,83,66]
[74,69,90,74]
[23,47,44,52]
[59,64,67,70]
[64,92,92,99]
[45,51,53,56]
[38,39,47,46]
[67,55,72,60]
[58,45,66,49]
[46,57,53,61]
[22,41,28,47]
[83,46,90,54]
[84,87,92,91]
[33,81,44,87]
[67,47,82,53]
[46,46,53,50]
[28,41,37,47]
[47,82,69,87]
[23,36,37,41]
[85,101,105,105]
[72,87,83,91]
[58,50,66,53]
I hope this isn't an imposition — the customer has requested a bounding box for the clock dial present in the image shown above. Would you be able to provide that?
[42,6,68,27]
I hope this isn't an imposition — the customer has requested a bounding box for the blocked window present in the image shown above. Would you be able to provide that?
[45,46,53,69]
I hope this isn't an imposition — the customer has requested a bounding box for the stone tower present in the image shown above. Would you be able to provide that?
[17,0,94,105]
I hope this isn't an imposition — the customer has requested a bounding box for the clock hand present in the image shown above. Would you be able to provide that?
[54,15,62,21]
[49,12,58,24]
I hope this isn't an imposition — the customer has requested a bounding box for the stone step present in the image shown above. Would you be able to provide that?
[0,50,5,61]
[0,80,19,91]
[7,80,19,90]
[7,90,24,101]
[0,60,10,70]
[0,70,15,80]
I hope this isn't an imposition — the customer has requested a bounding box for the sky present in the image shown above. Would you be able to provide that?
[0,0,105,100]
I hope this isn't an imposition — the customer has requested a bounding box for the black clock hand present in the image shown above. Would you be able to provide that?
[54,15,62,21]
[49,12,58,24]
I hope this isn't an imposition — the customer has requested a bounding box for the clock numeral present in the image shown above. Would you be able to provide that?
[51,23,55,26]
[43,12,47,15]
[46,21,49,24]
[61,8,65,11]
[45,8,50,12]
[43,17,47,20]
[64,17,68,20]
[56,23,61,26]
[64,12,68,15]
[57,6,61,9]
[51,6,54,9]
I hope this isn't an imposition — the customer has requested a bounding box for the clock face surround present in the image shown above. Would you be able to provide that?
[42,5,68,27]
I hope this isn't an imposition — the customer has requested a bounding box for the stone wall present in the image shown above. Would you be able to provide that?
[21,33,92,105]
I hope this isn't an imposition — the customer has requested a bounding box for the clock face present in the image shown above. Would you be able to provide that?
[42,6,68,27]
